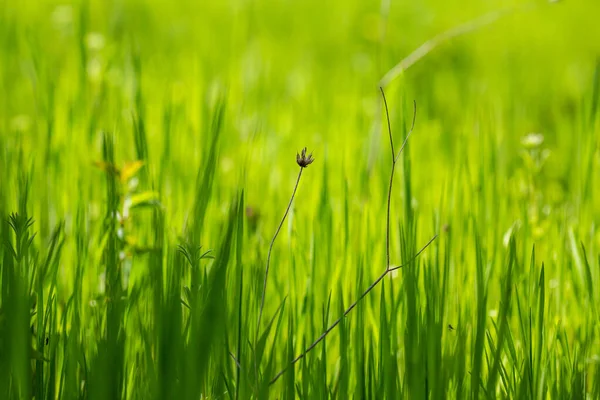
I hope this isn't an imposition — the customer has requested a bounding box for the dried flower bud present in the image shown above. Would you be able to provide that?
[296,147,315,168]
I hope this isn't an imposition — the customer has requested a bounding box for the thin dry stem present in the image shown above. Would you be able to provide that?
[381,87,417,270]
[257,167,304,338]
[254,166,305,391]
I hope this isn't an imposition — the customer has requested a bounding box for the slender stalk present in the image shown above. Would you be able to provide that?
[256,167,304,337]
[381,86,417,272]
[385,165,396,270]
[269,88,436,386]
[381,86,396,270]
[254,166,305,391]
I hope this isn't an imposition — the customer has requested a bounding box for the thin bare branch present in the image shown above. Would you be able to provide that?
[269,234,438,385]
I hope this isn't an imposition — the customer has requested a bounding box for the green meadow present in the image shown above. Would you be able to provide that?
[1,0,600,398]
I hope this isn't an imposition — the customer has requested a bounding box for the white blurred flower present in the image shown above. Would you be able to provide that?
[521,133,544,149]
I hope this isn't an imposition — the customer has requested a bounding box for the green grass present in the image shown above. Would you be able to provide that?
[1,0,600,398]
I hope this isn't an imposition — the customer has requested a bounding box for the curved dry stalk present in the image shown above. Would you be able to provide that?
[256,149,313,342]
[379,2,540,88]
[269,88,437,386]
[381,87,417,270]
[256,167,304,339]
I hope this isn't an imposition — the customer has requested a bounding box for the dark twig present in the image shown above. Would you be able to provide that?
[269,88,437,386]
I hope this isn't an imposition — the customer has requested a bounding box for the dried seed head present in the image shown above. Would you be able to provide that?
[296,147,315,168]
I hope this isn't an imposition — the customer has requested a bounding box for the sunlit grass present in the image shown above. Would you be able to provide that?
[1,0,600,398]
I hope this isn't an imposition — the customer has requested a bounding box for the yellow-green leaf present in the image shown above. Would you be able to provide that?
[121,160,145,182]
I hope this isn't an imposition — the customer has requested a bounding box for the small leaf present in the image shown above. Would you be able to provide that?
[121,160,145,182]
[128,191,161,210]
[198,249,214,260]
[178,244,193,266]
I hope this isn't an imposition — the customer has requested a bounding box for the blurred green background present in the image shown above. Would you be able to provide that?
[1,0,600,398]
